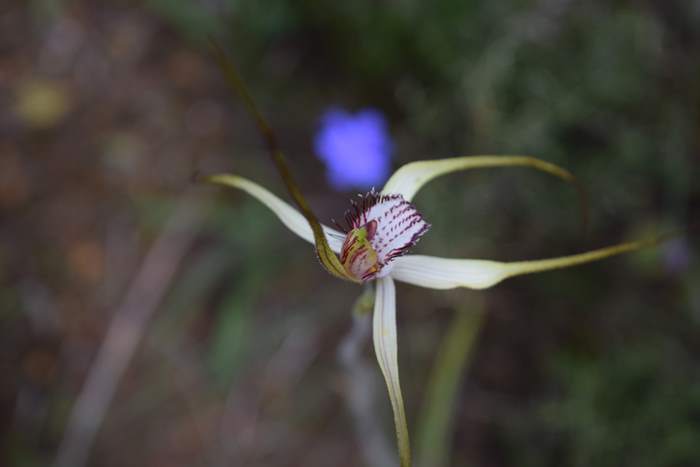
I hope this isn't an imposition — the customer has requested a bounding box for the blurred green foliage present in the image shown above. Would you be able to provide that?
[5,0,698,466]
[511,342,700,467]
[146,0,698,465]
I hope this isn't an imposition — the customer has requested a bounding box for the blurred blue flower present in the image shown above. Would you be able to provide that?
[314,107,393,190]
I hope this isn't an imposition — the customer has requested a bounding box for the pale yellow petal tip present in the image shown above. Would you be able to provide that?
[382,154,581,203]
[200,173,240,187]
[500,233,672,281]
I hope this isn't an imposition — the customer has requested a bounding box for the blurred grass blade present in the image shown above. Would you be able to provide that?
[382,155,589,230]
[208,40,356,282]
[390,235,670,290]
[373,277,411,467]
[204,174,344,252]
[416,308,483,467]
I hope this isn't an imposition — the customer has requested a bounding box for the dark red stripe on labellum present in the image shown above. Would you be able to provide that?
[338,190,430,281]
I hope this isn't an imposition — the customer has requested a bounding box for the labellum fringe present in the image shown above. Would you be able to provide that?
[339,190,430,281]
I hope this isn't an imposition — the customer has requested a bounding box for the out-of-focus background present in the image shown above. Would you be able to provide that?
[2,1,699,466]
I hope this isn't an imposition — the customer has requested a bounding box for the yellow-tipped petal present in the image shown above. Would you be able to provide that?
[496,237,660,281]
[373,277,411,467]
[390,237,662,290]
[382,155,579,202]
[206,174,345,253]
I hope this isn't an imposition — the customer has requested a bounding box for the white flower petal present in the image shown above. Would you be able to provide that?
[381,155,575,201]
[389,255,508,290]
[373,277,411,467]
[391,237,658,290]
[207,174,344,253]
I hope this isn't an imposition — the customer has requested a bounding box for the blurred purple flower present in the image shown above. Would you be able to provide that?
[314,107,393,190]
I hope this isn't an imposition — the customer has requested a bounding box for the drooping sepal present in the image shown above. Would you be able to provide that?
[373,277,411,467]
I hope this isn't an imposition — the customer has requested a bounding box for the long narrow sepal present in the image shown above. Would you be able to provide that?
[390,236,665,290]
[382,155,576,201]
[205,174,345,252]
[209,41,358,282]
[373,277,411,467]
[381,155,588,228]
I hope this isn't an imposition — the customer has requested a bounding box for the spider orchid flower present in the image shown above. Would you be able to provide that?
[207,155,657,467]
